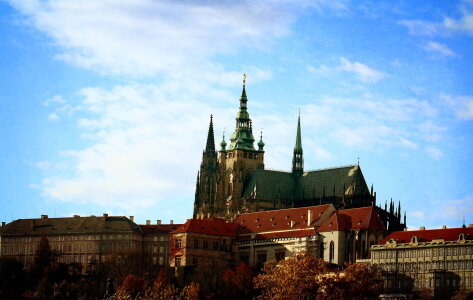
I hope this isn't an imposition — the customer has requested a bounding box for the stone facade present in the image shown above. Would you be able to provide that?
[371,225,473,298]
[0,214,179,275]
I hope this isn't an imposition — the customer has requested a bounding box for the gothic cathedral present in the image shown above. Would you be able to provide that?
[193,75,406,233]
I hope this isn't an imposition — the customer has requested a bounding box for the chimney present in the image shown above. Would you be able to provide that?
[146,220,151,225]
[170,220,174,224]
[404,228,408,231]
[420,226,425,230]
[103,213,108,219]
[307,210,312,226]
[73,215,80,218]
[157,220,162,225]
[129,216,134,222]
[1,221,5,227]
[41,215,48,219]
[442,225,447,229]
[469,224,473,228]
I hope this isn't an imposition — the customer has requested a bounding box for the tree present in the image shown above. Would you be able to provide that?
[254,251,329,300]
[223,262,255,299]
[106,250,142,284]
[317,262,382,299]
[0,257,28,297]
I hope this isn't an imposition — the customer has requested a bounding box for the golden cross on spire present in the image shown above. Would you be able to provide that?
[243,73,246,85]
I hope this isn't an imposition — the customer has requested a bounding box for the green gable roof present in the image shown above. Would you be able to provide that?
[243,165,370,201]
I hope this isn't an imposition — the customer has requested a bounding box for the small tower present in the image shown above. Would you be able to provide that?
[292,112,304,176]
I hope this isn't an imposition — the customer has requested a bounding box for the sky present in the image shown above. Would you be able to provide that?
[1,0,472,230]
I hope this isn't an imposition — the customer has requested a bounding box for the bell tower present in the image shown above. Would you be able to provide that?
[218,74,265,216]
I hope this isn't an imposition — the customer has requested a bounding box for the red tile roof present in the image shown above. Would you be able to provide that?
[140,224,181,233]
[171,217,239,237]
[380,227,473,244]
[317,206,385,232]
[235,204,332,235]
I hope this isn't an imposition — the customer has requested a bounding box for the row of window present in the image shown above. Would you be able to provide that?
[374,246,473,260]
[3,234,137,243]
[379,259,473,272]
[225,152,259,160]
[1,241,137,255]
[174,238,231,251]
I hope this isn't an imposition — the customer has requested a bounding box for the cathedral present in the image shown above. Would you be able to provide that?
[193,76,405,233]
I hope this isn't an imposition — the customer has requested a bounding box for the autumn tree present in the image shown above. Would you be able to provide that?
[223,262,255,299]
[106,249,142,283]
[254,251,329,300]
[0,257,28,297]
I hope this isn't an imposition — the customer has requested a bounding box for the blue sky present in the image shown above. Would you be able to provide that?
[1,0,472,229]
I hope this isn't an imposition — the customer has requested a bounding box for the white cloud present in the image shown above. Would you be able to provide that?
[441,94,473,120]
[307,58,387,83]
[398,20,442,36]
[423,41,455,57]
[425,146,443,160]
[400,1,473,37]
[7,0,307,77]
[337,57,386,83]
[48,113,59,121]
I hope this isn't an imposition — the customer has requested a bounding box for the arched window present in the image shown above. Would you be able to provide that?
[329,241,335,263]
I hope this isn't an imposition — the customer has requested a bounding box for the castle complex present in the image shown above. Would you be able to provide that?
[193,76,405,233]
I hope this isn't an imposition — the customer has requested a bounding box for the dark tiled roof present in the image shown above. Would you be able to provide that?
[380,227,473,244]
[140,224,181,233]
[317,206,385,232]
[172,217,239,237]
[243,165,370,200]
[235,204,333,234]
[0,216,142,236]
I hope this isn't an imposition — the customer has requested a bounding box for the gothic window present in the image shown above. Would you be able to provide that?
[319,242,324,259]
[329,241,335,263]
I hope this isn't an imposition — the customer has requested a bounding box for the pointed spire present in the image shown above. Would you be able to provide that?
[370,184,374,196]
[240,73,248,110]
[258,130,265,151]
[398,201,401,219]
[220,129,227,151]
[204,115,216,156]
[404,211,406,225]
[292,112,304,175]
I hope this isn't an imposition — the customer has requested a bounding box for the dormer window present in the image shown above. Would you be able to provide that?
[411,236,418,244]
[459,233,465,241]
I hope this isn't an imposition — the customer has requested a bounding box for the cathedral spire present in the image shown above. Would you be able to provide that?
[204,115,216,157]
[292,112,304,175]
[228,74,256,151]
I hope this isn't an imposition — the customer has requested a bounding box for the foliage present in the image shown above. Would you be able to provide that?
[106,250,142,284]
[223,262,255,299]
[254,251,329,300]
[108,271,199,300]
[122,274,146,297]
[0,257,28,297]
[254,252,382,300]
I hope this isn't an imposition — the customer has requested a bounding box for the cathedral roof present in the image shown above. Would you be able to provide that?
[317,206,385,232]
[243,165,370,200]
